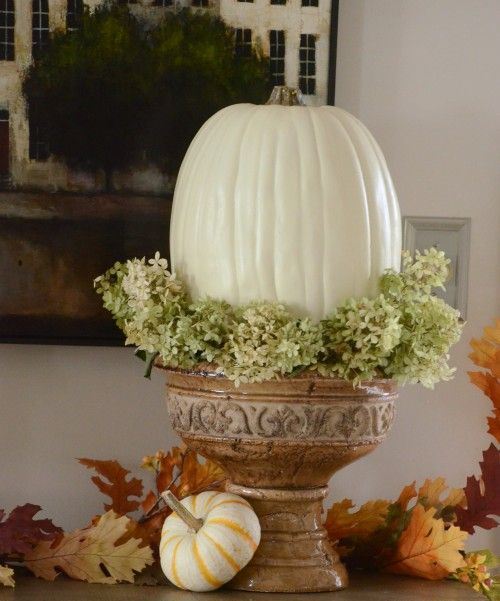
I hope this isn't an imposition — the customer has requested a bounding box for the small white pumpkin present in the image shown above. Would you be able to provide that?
[171,86,401,322]
[160,491,261,592]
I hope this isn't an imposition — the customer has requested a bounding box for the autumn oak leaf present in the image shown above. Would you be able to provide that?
[23,511,153,584]
[385,504,468,580]
[455,444,500,534]
[325,499,390,543]
[395,482,418,511]
[79,459,143,515]
[469,318,500,443]
[175,450,226,498]
[417,477,465,511]
[0,504,61,556]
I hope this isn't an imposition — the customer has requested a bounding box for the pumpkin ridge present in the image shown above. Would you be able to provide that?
[192,538,223,588]
[207,517,258,550]
[233,106,262,301]
[201,530,241,573]
[209,499,252,512]
[160,533,183,554]
[325,109,371,298]
[172,106,229,284]
[203,491,220,511]
[171,538,186,589]
[307,107,327,318]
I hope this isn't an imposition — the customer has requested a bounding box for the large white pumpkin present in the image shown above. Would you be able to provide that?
[171,87,401,321]
[160,491,260,592]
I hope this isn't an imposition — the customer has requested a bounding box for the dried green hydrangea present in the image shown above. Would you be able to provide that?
[94,247,463,387]
[222,302,323,385]
[318,294,402,384]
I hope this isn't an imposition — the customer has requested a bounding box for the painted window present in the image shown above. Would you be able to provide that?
[235,28,252,58]
[153,0,173,6]
[271,0,287,4]
[0,109,9,180]
[302,0,318,5]
[299,34,316,95]
[29,108,50,161]
[32,0,49,60]
[192,0,209,6]
[0,0,15,61]
[66,0,83,32]
[237,0,254,3]
[269,30,285,86]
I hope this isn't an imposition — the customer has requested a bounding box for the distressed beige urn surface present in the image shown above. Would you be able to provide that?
[160,367,397,593]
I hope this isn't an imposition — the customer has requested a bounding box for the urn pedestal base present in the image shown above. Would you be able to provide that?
[160,367,397,594]
[226,484,348,593]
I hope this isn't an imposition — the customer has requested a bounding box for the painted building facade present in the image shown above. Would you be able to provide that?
[0,0,332,193]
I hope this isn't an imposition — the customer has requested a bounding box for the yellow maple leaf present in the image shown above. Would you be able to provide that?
[418,477,465,509]
[23,511,153,584]
[0,565,15,587]
[385,505,468,580]
[325,498,390,542]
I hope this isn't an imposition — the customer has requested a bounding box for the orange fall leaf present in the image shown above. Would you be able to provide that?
[325,498,390,543]
[78,459,143,515]
[385,505,468,580]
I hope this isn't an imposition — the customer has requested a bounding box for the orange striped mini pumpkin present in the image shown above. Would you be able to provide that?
[160,491,261,592]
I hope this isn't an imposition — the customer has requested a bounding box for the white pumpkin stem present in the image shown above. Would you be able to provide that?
[266,86,306,106]
[162,491,204,532]
[266,86,305,106]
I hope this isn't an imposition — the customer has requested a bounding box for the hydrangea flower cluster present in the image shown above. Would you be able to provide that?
[95,247,463,387]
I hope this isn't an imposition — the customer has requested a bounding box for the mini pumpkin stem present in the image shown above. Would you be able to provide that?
[162,491,204,532]
[266,86,306,106]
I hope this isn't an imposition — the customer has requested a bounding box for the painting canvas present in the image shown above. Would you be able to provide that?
[0,0,339,345]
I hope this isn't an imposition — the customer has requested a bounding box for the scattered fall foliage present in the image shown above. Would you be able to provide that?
[0,447,223,587]
[468,318,500,443]
[326,477,470,574]
[322,320,500,599]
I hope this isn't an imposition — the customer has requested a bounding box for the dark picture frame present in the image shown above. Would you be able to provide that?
[0,0,340,346]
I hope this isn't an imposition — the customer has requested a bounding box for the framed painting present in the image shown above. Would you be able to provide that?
[0,0,339,345]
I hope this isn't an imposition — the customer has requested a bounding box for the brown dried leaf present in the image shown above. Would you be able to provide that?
[24,511,153,584]
[175,450,226,498]
[0,565,15,588]
[455,444,500,534]
[79,459,143,515]
[325,499,390,543]
[418,478,465,509]
[0,504,61,556]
